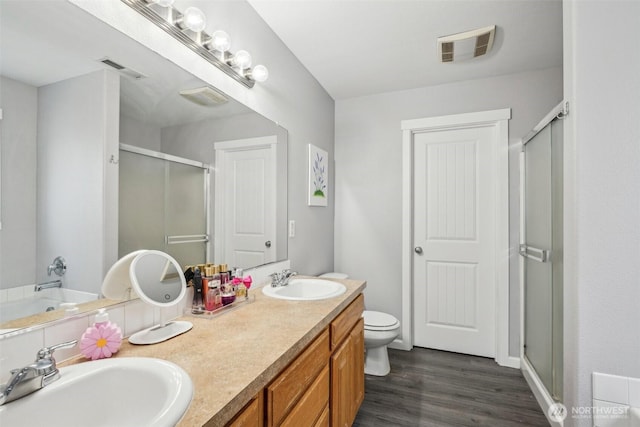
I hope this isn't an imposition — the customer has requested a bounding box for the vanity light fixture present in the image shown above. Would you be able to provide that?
[122,0,269,88]
[152,0,174,7]
[177,7,207,33]
[205,30,232,61]
[246,64,269,83]
[229,49,252,70]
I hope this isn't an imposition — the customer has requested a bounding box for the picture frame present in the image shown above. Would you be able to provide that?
[308,144,328,207]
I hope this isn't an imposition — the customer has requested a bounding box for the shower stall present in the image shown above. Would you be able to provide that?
[118,144,210,268]
[520,102,566,407]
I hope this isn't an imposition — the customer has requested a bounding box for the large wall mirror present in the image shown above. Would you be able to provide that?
[0,0,287,334]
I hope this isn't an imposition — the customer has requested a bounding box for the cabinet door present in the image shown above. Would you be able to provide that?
[331,318,365,427]
[350,318,365,414]
[331,334,352,427]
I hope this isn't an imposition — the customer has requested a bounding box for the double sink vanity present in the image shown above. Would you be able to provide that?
[1,277,366,426]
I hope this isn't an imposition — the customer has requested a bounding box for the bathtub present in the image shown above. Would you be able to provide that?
[0,287,99,323]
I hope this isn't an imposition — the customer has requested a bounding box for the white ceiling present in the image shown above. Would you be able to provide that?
[248,0,563,100]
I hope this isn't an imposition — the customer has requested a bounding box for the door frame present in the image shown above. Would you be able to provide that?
[401,108,512,367]
[213,135,278,265]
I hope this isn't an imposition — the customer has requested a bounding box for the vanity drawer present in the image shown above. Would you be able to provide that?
[266,328,330,426]
[226,392,264,427]
[330,294,364,349]
[280,365,329,427]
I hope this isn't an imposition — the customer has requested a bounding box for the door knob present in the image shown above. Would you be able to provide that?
[265,240,272,248]
[414,246,423,254]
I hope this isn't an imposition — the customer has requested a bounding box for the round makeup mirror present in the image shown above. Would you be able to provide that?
[103,250,193,345]
[101,249,147,300]
[130,250,186,307]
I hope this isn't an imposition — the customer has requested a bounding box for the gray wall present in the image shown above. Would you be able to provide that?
[37,70,120,294]
[334,67,563,356]
[120,115,161,151]
[563,1,640,424]
[73,0,336,276]
[0,76,38,289]
[160,113,286,164]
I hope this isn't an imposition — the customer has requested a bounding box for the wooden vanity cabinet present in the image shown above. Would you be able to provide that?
[227,294,364,427]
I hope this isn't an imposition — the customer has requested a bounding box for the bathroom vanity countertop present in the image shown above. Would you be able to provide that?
[64,277,366,426]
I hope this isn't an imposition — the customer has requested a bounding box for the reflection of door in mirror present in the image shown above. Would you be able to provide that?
[118,145,209,268]
[215,136,277,268]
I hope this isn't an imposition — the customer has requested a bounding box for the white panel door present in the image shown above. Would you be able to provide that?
[218,142,276,267]
[412,126,496,357]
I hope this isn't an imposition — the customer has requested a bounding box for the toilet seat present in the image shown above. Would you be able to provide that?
[363,310,400,331]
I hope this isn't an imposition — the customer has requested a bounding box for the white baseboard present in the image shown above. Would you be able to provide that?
[521,356,563,427]
[501,355,521,369]
[388,338,411,351]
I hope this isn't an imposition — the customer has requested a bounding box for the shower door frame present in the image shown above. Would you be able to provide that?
[519,101,567,426]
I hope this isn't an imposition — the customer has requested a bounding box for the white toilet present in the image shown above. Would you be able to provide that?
[319,272,401,377]
[362,310,400,376]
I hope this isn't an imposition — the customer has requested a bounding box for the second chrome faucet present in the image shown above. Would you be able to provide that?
[270,269,298,287]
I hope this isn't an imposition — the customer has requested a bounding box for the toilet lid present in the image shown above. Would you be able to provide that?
[363,310,399,330]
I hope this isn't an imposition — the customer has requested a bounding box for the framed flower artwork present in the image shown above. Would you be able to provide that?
[308,144,328,207]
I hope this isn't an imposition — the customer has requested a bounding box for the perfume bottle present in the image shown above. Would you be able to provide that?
[191,267,204,314]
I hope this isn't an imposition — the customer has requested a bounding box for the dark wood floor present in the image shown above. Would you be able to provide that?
[354,347,549,427]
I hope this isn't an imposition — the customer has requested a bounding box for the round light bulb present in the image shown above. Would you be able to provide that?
[153,0,174,6]
[183,7,206,32]
[210,30,231,52]
[233,50,252,69]
[250,64,269,82]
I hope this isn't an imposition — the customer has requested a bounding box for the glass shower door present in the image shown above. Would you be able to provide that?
[522,119,563,400]
[164,160,208,266]
[119,148,209,268]
[119,150,166,255]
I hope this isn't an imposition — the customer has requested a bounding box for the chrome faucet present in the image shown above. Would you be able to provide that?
[270,269,298,287]
[0,340,77,406]
[34,279,62,292]
[47,256,66,277]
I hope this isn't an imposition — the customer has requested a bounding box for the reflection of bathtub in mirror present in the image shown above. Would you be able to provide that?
[0,285,99,324]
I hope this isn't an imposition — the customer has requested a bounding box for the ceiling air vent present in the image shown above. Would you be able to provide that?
[437,25,496,63]
[179,86,228,107]
[99,57,146,80]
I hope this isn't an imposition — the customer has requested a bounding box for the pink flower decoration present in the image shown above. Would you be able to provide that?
[80,323,122,360]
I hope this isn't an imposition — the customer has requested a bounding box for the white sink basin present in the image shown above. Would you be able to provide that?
[0,357,192,427]
[262,278,347,301]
